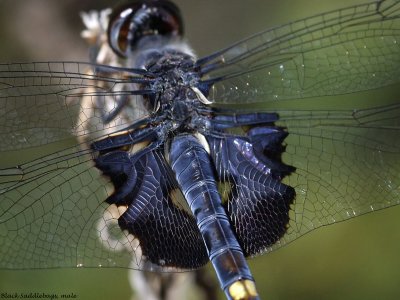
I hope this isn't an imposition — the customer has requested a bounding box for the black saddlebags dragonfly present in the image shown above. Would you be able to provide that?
[1,0,400,299]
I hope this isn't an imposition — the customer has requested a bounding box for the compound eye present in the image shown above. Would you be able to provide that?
[108,0,183,57]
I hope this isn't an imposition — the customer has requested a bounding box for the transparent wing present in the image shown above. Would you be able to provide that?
[0,62,150,152]
[0,142,206,270]
[0,62,166,270]
[198,0,400,103]
[197,0,400,252]
[0,145,117,269]
[205,92,400,255]
[271,99,400,251]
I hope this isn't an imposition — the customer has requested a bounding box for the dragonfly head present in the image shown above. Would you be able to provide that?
[108,0,184,58]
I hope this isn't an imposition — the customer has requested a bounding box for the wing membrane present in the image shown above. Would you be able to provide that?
[0,146,118,269]
[95,146,208,269]
[0,62,151,151]
[0,141,207,271]
[199,0,400,103]
[274,102,400,249]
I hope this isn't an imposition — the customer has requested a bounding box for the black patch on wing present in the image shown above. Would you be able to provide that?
[206,126,296,256]
[94,145,208,269]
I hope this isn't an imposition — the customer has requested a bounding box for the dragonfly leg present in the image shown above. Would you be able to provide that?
[210,111,279,130]
[91,125,160,152]
[100,93,130,124]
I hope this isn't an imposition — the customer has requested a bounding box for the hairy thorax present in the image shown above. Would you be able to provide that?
[141,49,208,130]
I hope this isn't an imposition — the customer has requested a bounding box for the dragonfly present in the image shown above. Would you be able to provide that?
[0,0,400,299]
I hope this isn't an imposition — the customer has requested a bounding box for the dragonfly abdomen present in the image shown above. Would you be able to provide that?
[170,134,259,300]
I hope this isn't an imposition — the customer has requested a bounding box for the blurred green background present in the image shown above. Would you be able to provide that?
[0,0,399,299]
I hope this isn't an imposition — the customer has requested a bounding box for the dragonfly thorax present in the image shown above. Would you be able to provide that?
[143,50,205,127]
